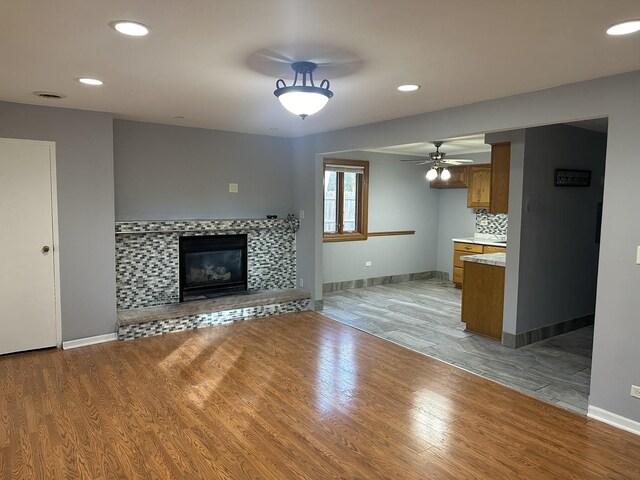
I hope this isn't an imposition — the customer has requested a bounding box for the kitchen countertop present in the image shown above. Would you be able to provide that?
[452,235,507,247]
[460,252,506,267]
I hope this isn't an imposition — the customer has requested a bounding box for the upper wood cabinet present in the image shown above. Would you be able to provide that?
[429,165,467,189]
[467,165,491,208]
[431,142,511,213]
[489,143,510,214]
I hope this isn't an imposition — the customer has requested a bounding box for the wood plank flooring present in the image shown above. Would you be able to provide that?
[1,312,638,479]
[324,279,593,414]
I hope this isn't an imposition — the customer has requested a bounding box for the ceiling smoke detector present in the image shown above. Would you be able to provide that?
[33,91,67,99]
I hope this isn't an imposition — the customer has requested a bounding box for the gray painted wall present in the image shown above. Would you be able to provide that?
[2,70,638,425]
[322,151,439,283]
[435,189,476,278]
[113,120,293,220]
[515,125,606,333]
[291,70,640,423]
[0,101,116,341]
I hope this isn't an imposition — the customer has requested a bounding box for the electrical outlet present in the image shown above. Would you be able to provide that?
[480,219,489,226]
[365,261,372,267]
[228,183,238,193]
[631,385,640,399]
[299,209,304,219]
[299,278,304,288]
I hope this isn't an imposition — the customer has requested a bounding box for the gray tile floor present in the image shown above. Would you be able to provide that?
[322,278,593,415]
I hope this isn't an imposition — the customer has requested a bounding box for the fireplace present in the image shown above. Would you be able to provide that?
[179,234,248,301]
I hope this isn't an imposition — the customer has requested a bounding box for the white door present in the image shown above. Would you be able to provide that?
[0,138,58,354]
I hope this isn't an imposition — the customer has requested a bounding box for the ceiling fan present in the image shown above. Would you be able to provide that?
[402,141,474,181]
[401,141,474,166]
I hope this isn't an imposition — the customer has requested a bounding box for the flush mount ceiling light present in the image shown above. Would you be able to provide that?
[78,77,103,86]
[110,21,150,36]
[606,20,640,35]
[397,84,420,92]
[274,61,333,119]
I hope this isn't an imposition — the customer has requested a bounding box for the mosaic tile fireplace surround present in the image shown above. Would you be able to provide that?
[115,218,308,340]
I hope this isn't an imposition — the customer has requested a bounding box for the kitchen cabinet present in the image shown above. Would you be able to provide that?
[489,142,510,213]
[461,261,505,340]
[429,165,467,189]
[453,242,506,288]
[466,165,491,208]
[483,245,506,254]
[456,143,510,212]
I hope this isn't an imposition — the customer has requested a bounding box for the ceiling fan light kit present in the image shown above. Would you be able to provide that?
[426,167,438,181]
[412,141,473,182]
[274,61,333,119]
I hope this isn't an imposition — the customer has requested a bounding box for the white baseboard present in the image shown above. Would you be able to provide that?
[587,405,640,436]
[63,333,117,350]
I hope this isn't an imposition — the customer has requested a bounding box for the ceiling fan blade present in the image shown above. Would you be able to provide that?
[400,159,431,164]
[442,159,474,165]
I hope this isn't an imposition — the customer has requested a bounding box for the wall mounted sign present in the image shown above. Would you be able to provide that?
[554,168,591,187]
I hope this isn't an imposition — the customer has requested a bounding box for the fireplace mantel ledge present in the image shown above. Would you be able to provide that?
[115,218,293,235]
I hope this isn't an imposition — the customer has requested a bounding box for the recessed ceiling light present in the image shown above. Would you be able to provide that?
[78,78,103,86]
[397,84,420,92]
[606,20,640,36]
[110,21,149,37]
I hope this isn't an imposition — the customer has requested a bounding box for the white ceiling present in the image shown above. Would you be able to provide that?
[365,134,491,159]
[1,1,638,138]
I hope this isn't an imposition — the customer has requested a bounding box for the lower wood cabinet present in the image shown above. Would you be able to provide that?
[461,261,505,341]
[452,242,505,288]
[482,245,506,254]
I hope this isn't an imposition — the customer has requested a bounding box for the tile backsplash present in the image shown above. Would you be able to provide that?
[475,209,508,236]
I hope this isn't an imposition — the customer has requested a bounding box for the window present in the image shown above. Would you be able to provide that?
[323,159,369,242]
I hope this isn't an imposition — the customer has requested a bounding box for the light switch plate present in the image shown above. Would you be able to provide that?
[631,385,640,399]
[299,210,305,219]
[229,183,238,193]
[365,261,372,267]
[636,246,640,265]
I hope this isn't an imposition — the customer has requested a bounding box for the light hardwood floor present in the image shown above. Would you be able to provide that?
[1,312,638,479]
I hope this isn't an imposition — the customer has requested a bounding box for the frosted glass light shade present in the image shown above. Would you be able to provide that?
[426,168,438,181]
[440,168,451,181]
[278,91,330,117]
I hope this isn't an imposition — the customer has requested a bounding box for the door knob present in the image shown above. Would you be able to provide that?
[42,246,50,253]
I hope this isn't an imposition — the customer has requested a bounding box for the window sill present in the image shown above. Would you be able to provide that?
[323,233,368,243]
